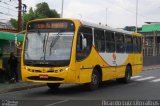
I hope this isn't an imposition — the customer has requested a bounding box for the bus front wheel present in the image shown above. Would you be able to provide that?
[47,83,60,90]
[87,69,100,90]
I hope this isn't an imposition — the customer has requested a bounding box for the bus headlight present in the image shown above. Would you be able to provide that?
[65,67,69,71]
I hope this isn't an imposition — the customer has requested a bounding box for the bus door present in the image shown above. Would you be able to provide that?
[75,27,93,83]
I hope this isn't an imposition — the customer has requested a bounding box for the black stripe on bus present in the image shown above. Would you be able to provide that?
[80,64,142,70]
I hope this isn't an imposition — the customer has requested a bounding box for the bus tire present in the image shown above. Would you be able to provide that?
[116,66,132,83]
[47,83,60,90]
[87,69,100,90]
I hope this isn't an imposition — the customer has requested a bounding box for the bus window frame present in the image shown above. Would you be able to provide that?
[76,26,93,61]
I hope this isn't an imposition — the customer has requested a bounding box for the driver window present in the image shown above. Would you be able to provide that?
[76,27,92,61]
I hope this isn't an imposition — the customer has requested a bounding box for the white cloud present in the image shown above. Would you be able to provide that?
[1,0,160,28]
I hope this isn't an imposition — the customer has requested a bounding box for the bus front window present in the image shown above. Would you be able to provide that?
[24,31,74,66]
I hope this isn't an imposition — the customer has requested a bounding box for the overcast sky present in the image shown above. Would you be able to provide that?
[1,0,160,28]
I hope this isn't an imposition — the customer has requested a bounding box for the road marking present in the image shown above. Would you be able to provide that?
[131,76,142,79]
[151,79,160,82]
[45,100,69,106]
[135,76,155,81]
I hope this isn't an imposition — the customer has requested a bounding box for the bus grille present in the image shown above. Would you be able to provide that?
[27,76,64,81]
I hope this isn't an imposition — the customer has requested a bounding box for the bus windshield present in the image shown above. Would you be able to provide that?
[24,31,74,66]
[24,20,75,66]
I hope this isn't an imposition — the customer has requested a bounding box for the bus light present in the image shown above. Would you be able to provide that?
[24,66,27,70]
[65,68,69,71]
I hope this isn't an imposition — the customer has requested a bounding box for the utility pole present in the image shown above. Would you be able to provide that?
[106,8,108,26]
[22,4,27,31]
[61,0,64,18]
[136,0,138,32]
[18,0,22,32]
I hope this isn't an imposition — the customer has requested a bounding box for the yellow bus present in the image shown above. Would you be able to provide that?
[21,18,143,90]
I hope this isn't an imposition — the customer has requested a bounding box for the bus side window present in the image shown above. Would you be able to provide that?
[76,27,92,61]
[115,33,125,53]
[137,37,142,53]
[94,29,105,52]
[125,36,133,53]
[133,37,139,53]
[105,31,115,52]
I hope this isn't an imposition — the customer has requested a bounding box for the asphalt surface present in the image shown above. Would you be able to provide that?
[0,69,160,106]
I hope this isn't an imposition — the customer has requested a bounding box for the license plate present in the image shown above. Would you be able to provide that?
[39,74,48,79]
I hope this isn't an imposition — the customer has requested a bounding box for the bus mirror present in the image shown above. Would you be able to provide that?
[82,38,87,50]
[80,33,87,50]
[15,30,26,49]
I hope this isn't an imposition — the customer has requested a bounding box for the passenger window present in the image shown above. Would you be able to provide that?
[125,36,133,53]
[115,33,125,53]
[133,37,139,53]
[94,29,105,52]
[105,31,115,52]
[137,37,142,53]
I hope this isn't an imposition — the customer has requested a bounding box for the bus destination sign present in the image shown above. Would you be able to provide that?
[37,22,67,29]
[27,20,75,31]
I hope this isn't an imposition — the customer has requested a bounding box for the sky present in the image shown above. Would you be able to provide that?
[1,0,160,28]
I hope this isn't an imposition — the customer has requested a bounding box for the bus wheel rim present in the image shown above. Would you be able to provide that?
[92,74,98,85]
[127,71,131,81]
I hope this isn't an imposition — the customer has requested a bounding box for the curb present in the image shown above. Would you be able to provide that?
[0,83,46,94]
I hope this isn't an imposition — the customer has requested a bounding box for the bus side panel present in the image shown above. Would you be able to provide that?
[132,54,143,76]
[115,53,132,79]
[79,68,92,84]
[77,47,115,84]
[65,69,79,83]
[116,65,126,78]
[116,53,143,78]
[102,66,116,81]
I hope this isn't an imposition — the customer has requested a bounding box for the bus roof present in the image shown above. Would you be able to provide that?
[80,20,133,35]
[27,18,141,36]
[81,20,142,37]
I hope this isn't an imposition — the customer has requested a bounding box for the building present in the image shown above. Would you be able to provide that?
[140,22,160,56]
[0,31,24,75]
[0,22,14,30]
[124,23,160,56]
[0,31,24,57]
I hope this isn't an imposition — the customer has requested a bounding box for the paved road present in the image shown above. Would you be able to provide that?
[0,69,160,106]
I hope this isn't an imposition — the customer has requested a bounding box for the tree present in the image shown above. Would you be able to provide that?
[10,2,60,30]
[10,18,18,30]
[35,2,60,18]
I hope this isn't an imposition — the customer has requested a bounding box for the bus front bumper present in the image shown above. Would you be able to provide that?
[21,66,78,84]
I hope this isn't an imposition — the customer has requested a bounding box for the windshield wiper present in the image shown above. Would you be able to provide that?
[49,32,62,55]
[43,34,47,53]
[43,33,49,60]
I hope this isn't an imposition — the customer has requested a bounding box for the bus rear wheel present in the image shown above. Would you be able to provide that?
[116,66,132,83]
[87,69,100,90]
[47,83,60,90]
